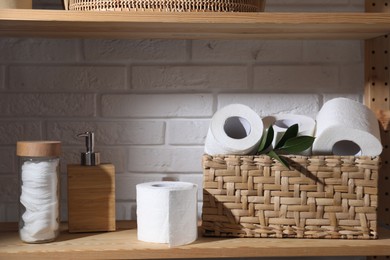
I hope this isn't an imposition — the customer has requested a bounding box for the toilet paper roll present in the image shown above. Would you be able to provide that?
[312,98,382,156]
[136,181,198,247]
[204,104,264,155]
[262,114,316,151]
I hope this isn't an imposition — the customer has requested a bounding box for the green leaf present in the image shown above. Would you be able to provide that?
[274,124,299,149]
[267,150,290,169]
[257,125,274,154]
[277,136,315,154]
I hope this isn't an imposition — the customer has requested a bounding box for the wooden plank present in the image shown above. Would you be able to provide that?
[365,2,390,260]
[67,164,116,233]
[365,35,390,129]
[1,10,390,39]
[0,221,390,259]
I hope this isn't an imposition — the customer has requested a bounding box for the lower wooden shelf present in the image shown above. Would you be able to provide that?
[1,221,390,259]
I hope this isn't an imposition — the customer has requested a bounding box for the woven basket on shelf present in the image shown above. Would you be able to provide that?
[202,154,380,239]
[64,0,265,12]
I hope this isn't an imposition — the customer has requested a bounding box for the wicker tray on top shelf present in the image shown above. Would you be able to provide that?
[202,154,380,240]
[64,0,266,12]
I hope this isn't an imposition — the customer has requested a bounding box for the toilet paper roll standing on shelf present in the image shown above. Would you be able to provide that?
[262,114,316,151]
[136,181,198,247]
[204,104,264,155]
[312,98,382,156]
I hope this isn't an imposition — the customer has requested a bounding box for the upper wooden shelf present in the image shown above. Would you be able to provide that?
[1,9,390,40]
[1,221,390,259]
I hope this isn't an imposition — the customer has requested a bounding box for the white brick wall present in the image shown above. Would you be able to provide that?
[0,1,364,228]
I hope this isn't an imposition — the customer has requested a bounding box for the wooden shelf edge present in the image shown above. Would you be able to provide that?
[1,221,390,259]
[1,9,390,39]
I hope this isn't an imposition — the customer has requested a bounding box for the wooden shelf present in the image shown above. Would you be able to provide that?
[1,9,390,39]
[1,221,390,259]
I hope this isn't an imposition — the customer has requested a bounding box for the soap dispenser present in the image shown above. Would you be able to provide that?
[67,131,116,233]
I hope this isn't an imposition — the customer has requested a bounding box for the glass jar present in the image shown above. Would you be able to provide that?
[16,141,61,243]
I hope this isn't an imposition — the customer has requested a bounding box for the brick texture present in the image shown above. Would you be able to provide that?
[0,1,366,224]
[0,94,95,117]
[9,65,126,91]
[101,94,214,118]
[0,38,79,62]
[83,39,188,62]
[132,65,248,90]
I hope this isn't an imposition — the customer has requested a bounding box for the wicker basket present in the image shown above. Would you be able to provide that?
[64,0,265,12]
[202,154,380,239]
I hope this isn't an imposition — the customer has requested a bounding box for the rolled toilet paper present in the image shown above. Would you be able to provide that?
[312,98,382,156]
[262,114,316,151]
[204,104,264,155]
[136,181,198,247]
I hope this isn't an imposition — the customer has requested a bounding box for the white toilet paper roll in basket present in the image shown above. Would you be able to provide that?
[312,98,382,156]
[204,104,264,155]
[136,181,198,247]
[262,114,316,150]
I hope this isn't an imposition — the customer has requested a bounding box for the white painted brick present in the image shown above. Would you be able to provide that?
[322,94,362,104]
[0,176,18,202]
[218,93,321,118]
[116,202,137,220]
[97,148,127,173]
[61,147,127,173]
[128,147,204,172]
[0,0,370,226]
[167,119,209,145]
[0,148,16,173]
[63,147,128,171]
[33,0,63,9]
[48,120,165,145]
[0,121,41,145]
[9,65,126,91]
[192,40,302,62]
[0,38,79,62]
[84,39,187,61]
[303,41,362,63]
[340,63,364,92]
[0,94,95,117]
[265,0,362,12]
[5,203,18,222]
[60,173,67,202]
[253,65,338,92]
[116,173,202,201]
[268,0,349,6]
[0,204,4,221]
[101,94,213,118]
[116,173,167,200]
[132,66,247,90]
[61,200,68,222]
[0,66,4,90]
[60,149,80,174]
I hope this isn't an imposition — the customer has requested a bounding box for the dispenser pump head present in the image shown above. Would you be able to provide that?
[78,131,100,166]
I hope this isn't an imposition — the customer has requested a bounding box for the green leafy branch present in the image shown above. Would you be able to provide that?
[257,124,315,169]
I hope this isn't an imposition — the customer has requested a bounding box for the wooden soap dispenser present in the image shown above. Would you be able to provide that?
[67,131,116,233]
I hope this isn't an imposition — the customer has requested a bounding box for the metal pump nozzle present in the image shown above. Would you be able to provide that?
[78,131,100,166]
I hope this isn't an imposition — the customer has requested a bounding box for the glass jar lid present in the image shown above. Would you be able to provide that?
[16,141,61,157]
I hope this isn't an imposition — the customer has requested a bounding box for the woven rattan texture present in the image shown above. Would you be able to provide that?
[202,154,379,239]
[67,0,265,12]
